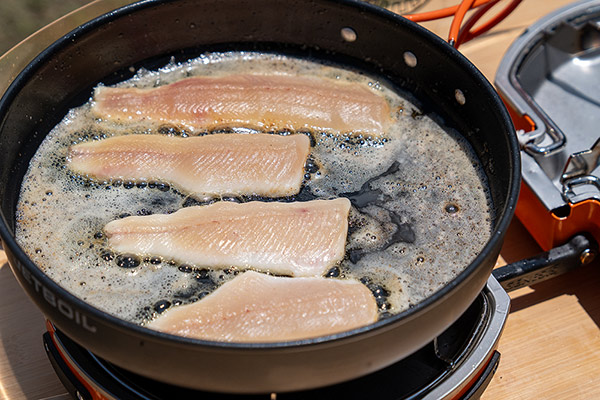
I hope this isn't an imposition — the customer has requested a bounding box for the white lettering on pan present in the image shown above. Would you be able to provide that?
[82,315,96,332]
[14,262,97,333]
[20,264,32,283]
[31,275,42,293]
[58,299,73,319]
[43,286,56,307]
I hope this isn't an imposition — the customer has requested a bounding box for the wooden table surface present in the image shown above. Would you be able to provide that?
[1,0,599,399]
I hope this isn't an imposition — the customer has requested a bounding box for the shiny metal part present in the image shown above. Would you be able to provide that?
[562,174,600,202]
[562,137,600,181]
[503,97,563,156]
[424,275,509,400]
[561,136,600,203]
[496,0,600,210]
[580,248,597,264]
[523,124,566,156]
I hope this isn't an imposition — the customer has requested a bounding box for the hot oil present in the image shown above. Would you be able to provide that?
[15,52,493,325]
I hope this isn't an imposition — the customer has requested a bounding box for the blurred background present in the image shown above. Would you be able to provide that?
[0,0,93,55]
[0,0,437,56]
[0,0,433,56]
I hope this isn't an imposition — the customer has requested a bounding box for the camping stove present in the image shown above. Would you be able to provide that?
[495,0,600,252]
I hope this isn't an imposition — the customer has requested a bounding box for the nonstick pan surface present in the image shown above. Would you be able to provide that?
[0,0,520,393]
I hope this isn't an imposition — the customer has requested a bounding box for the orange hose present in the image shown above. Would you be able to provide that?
[456,0,500,46]
[448,0,477,46]
[404,0,492,22]
[403,0,523,49]
[459,0,523,45]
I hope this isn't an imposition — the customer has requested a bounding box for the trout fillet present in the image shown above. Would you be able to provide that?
[92,74,391,135]
[147,271,378,342]
[68,133,310,198]
[104,198,351,277]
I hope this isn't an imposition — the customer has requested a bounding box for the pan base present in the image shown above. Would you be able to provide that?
[43,276,508,400]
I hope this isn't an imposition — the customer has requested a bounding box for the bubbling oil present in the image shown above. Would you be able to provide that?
[15,52,493,325]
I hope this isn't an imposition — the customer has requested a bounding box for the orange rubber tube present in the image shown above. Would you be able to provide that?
[456,0,500,46]
[403,0,522,49]
[449,0,477,46]
[458,0,523,46]
[403,0,492,22]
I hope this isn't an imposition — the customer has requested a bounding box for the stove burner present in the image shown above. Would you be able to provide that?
[44,277,508,400]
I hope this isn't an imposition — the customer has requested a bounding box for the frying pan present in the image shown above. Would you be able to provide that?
[0,0,520,393]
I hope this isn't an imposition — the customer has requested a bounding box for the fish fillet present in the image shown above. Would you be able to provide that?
[92,74,391,135]
[147,271,378,342]
[68,133,310,198]
[104,198,351,277]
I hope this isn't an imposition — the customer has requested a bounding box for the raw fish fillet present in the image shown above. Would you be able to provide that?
[104,198,351,277]
[146,271,378,342]
[68,133,310,198]
[92,74,391,135]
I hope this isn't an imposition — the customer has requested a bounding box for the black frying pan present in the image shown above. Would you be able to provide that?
[0,0,520,393]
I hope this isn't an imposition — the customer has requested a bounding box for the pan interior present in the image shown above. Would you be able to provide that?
[12,50,494,333]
